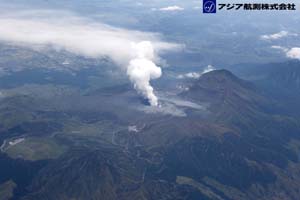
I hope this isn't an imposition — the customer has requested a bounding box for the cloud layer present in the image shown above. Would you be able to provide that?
[177,65,215,79]
[271,45,300,60]
[261,31,297,40]
[159,6,184,11]
[261,31,289,40]
[0,9,180,106]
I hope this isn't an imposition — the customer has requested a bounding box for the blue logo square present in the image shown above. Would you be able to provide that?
[203,0,217,13]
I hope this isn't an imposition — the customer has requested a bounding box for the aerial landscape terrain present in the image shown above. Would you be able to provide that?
[0,0,300,200]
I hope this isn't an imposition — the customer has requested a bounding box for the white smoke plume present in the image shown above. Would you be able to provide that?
[0,9,180,106]
[127,41,162,106]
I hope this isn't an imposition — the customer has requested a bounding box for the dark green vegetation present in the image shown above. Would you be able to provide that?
[1,45,300,200]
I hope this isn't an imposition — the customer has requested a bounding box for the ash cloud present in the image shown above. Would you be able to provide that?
[0,9,180,106]
[138,94,206,117]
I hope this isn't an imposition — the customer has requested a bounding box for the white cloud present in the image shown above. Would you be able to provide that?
[202,65,215,74]
[0,13,177,65]
[261,31,295,40]
[177,65,215,79]
[271,45,300,60]
[159,5,184,11]
[178,72,201,79]
[0,9,181,106]
[128,125,139,132]
[286,47,300,60]
[271,45,288,51]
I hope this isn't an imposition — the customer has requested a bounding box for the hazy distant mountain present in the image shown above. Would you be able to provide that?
[231,60,300,93]
[231,60,300,116]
